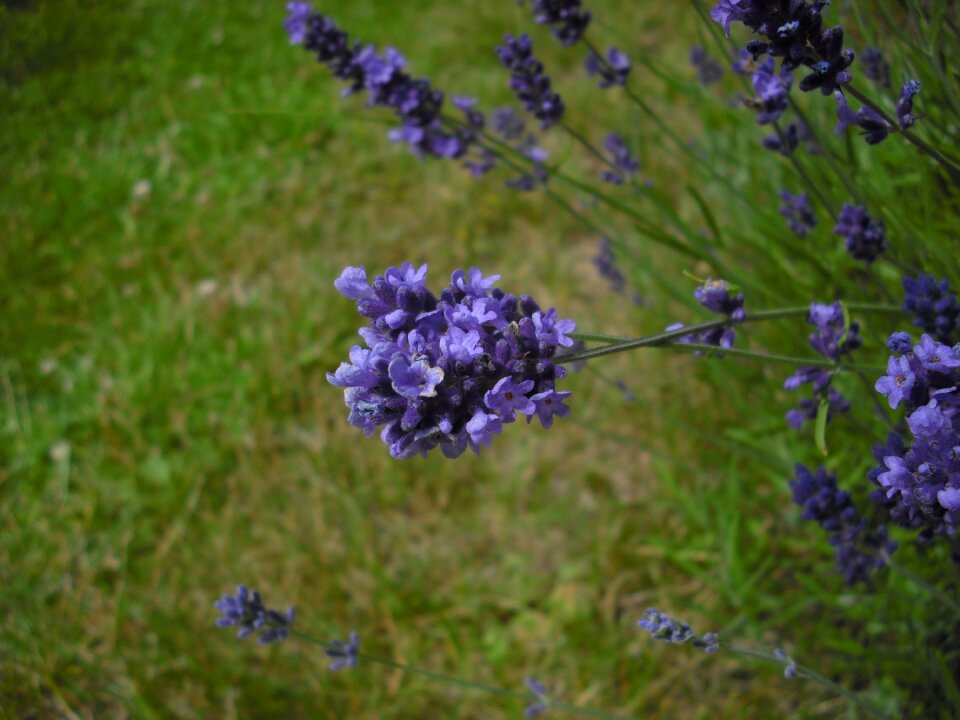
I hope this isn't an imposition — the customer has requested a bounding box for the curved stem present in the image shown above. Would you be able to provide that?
[292,631,630,719]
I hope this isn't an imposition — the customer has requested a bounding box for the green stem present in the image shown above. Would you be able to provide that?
[728,646,890,719]
[292,631,631,719]
[884,555,960,614]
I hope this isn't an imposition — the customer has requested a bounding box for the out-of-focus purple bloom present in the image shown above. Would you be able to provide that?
[732,47,757,75]
[762,122,799,155]
[903,273,960,344]
[691,46,724,85]
[584,46,632,88]
[592,237,628,294]
[325,631,360,671]
[790,465,895,584]
[329,264,575,459]
[524,677,551,717]
[897,79,921,129]
[695,279,745,322]
[530,0,590,46]
[861,47,890,87]
[751,58,792,124]
[489,106,550,190]
[637,609,719,653]
[601,133,640,184]
[779,191,816,236]
[834,91,890,144]
[215,585,296,644]
[497,34,565,129]
[785,387,849,429]
[774,649,798,679]
[287,5,475,161]
[834,203,886,263]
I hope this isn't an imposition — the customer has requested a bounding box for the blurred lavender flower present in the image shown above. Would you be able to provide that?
[861,47,890,87]
[584,46,632,88]
[667,279,745,350]
[711,0,853,94]
[783,302,860,429]
[593,237,627,293]
[530,0,591,46]
[328,263,575,458]
[903,273,960,344]
[834,91,890,144]
[286,4,475,160]
[497,34,565,128]
[896,80,921,129]
[690,45,724,85]
[762,122,798,155]
[774,649,798,679]
[490,106,550,190]
[215,585,296,644]
[731,47,756,76]
[779,191,816,236]
[751,58,792,124]
[325,631,360,671]
[601,133,640,184]
[790,465,895,585]
[638,609,719,653]
[524,677,551,717]
[834,203,886,263]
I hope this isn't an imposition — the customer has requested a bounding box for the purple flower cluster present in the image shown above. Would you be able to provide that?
[903,273,960,344]
[667,279,746,350]
[530,0,591,46]
[524,677,550,717]
[325,631,360,670]
[490,106,550,190]
[897,80,921,130]
[601,133,640,184]
[750,57,792,124]
[861,47,890,88]
[497,34,566,129]
[762,120,819,155]
[834,91,890,145]
[870,333,960,542]
[783,302,860,429]
[215,585,296,644]
[637,609,720,653]
[328,263,575,459]
[790,465,895,585]
[584,46,632,89]
[711,0,854,95]
[592,237,626,293]
[834,203,886,263]
[285,3,477,160]
[779,190,816,236]
[691,46,724,86]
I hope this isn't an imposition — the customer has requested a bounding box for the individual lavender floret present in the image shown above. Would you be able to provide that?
[861,47,890,88]
[779,191,816,236]
[497,34,565,129]
[593,237,626,293]
[584,46,631,88]
[215,585,296,644]
[638,609,719,653]
[328,263,575,458]
[325,631,360,671]
[530,0,591,46]
[691,45,724,85]
[600,133,640,184]
[750,58,792,124]
[284,1,313,45]
[896,80,921,129]
[903,273,960,344]
[773,649,798,679]
[695,278,745,322]
[834,91,890,145]
[524,677,550,717]
[790,465,895,585]
[834,203,886,263]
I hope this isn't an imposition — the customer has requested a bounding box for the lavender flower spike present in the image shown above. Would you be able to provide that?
[834,203,886,263]
[215,585,296,644]
[779,191,816,237]
[497,34,565,129]
[584,47,631,89]
[326,631,360,671]
[638,609,719,653]
[897,80,921,129]
[524,677,551,717]
[531,0,591,46]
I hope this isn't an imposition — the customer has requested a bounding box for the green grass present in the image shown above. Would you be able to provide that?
[3,0,960,718]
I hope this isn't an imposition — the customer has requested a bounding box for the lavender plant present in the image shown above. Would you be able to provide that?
[226,0,960,715]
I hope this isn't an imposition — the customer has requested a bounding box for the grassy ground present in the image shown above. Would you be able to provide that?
[2,0,946,718]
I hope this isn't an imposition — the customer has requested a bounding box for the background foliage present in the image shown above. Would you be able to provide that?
[2,0,958,718]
